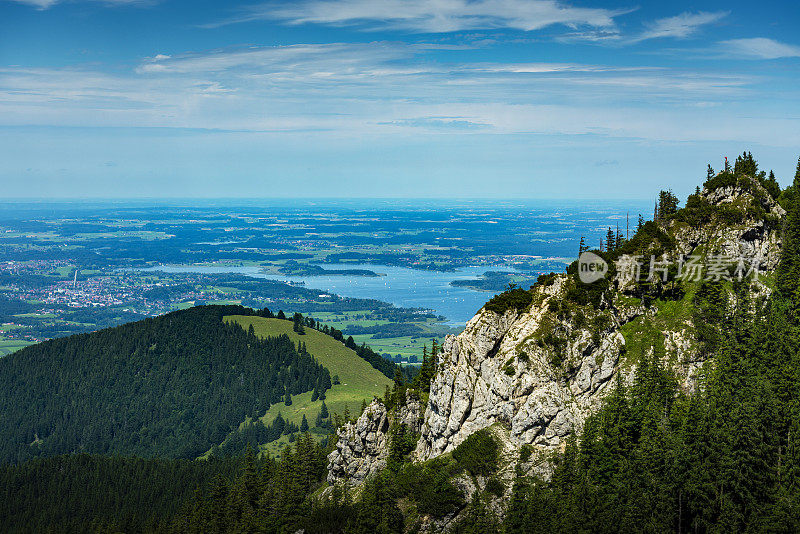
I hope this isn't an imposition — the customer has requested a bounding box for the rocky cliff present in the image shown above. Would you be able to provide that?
[327,397,423,484]
[328,174,785,487]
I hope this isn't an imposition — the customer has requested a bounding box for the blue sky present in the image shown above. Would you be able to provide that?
[1,0,799,199]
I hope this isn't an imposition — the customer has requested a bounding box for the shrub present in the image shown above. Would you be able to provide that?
[484,288,534,315]
[452,429,499,476]
[485,478,505,498]
[536,273,557,287]
[396,458,464,518]
[704,170,737,191]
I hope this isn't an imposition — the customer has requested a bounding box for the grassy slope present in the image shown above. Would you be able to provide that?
[0,339,34,357]
[224,316,392,454]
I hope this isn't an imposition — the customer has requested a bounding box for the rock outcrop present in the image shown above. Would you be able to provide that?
[415,277,625,470]
[669,178,784,271]
[328,174,786,488]
[326,397,423,484]
[326,400,389,484]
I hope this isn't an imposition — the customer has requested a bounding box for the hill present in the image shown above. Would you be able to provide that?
[0,305,331,463]
[217,316,392,455]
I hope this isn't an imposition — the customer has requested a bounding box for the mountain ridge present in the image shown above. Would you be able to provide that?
[326,165,789,508]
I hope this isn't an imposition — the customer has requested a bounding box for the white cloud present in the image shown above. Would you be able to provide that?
[8,0,157,9]
[8,0,58,8]
[720,38,800,59]
[208,0,627,33]
[0,42,786,146]
[633,11,727,42]
[136,43,415,75]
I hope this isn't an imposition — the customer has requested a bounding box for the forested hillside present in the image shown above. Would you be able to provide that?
[220,316,392,457]
[0,454,242,533]
[0,305,331,463]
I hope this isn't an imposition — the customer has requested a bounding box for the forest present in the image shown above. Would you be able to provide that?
[0,305,332,463]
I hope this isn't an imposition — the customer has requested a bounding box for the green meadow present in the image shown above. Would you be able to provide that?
[224,316,393,453]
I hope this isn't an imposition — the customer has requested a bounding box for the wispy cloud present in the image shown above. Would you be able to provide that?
[206,0,628,33]
[1,42,784,145]
[8,0,58,8]
[379,117,489,130]
[8,0,157,10]
[719,37,800,59]
[136,43,417,75]
[632,11,727,43]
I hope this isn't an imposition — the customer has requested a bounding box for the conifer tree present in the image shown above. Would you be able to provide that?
[300,415,309,432]
[605,227,615,252]
[777,161,800,300]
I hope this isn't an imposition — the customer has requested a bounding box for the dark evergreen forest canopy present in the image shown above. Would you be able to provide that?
[0,305,331,463]
[0,454,242,534]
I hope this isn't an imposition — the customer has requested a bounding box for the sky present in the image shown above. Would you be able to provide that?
[1,0,799,199]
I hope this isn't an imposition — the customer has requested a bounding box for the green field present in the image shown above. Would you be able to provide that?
[0,339,34,357]
[224,316,393,453]
[306,310,456,359]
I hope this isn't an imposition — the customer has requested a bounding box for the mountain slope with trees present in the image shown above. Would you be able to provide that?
[0,305,331,463]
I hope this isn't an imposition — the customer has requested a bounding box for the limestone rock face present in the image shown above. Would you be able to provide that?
[326,397,423,485]
[415,277,627,467]
[670,178,784,271]
[398,396,424,434]
[326,400,390,484]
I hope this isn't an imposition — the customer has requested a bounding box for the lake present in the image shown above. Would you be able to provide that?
[139,263,531,325]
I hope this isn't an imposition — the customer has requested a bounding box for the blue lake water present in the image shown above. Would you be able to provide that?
[140,263,528,325]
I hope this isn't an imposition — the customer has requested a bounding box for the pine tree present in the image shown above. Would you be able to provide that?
[320,401,329,419]
[605,227,615,253]
[764,170,781,199]
[777,160,800,300]
[353,474,403,534]
[656,190,679,220]
[392,368,406,408]
[579,236,588,255]
[707,164,715,179]
[208,475,229,534]
[292,313,305,334]
[300,415,309,432]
